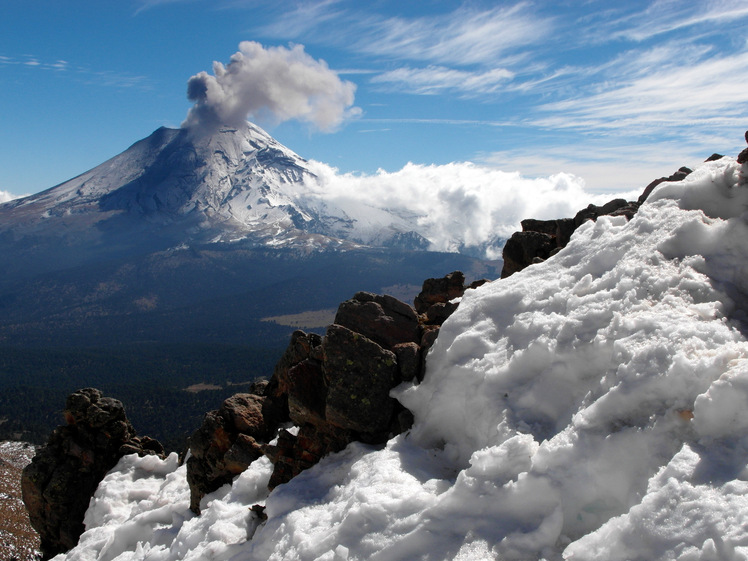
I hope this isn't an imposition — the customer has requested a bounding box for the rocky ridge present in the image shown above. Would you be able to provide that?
[500,164,700,278]
[21,388,164,559]
[186,271,486,512]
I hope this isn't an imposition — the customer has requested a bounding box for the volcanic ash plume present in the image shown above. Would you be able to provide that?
[183,41,360,135]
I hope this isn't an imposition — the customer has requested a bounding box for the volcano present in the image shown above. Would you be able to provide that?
[0,122,443,285]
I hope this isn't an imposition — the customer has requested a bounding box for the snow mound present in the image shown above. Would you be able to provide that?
[55,156,748,560]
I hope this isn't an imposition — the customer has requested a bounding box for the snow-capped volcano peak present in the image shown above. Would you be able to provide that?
[96,122,319,232]
[0,121,434,253]
[1,122,356,250]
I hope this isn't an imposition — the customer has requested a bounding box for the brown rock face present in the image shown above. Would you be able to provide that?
[186,386,282,513]
[501,230,556,278]
[21,388,163,559]
[334,291,420,349]
[322,324,398,434]
[413,271,466,314]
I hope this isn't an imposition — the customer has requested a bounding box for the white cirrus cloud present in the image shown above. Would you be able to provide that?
[183,41,361,136]
[614,0,748,42]
[536,49,748,134]
[260,2,553,67]
[371,65,514,95]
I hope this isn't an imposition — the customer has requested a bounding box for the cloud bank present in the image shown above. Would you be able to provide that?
[304,160,638,259]
[183,41,360,135]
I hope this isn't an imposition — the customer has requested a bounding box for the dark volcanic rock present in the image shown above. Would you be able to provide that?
[286,359,327,427]
[501,230,556,278]
[186,391,281,513]
[413,271,487,327]
[520,218,576,248]
[262,273,481,489]
[637,167,693,204]
[393,342,421,383]
[267,330,323,403]
[414,271,466,314]
[262,320,403,489]
[738,130,748,164]
[21,388,163,559]
[334,292,420,349]
[323,324,398,434]
[573,199,631,227]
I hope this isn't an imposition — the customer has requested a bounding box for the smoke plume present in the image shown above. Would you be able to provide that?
[0,190,23,204]
[183,41,360,135]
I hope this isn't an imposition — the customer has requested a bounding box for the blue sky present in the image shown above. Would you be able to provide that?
[2,0,748,200]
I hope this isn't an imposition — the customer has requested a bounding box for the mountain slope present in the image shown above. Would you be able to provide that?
[0,122,437,288]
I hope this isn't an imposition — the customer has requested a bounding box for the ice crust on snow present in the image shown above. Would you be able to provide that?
[55,156,748,560]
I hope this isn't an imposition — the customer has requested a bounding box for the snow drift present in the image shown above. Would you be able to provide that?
[54,155,748,560]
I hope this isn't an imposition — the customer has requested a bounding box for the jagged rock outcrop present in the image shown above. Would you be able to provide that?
[263,274,489,489]
[21,388,164,559]
[186,271,488,507]
[186,381,283,513]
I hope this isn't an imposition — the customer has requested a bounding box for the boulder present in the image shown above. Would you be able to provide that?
[21,388,163,559]
[393,342,421,383]
[265,424,351,490]
[322,324,398,435]
[520,218,576,248]
[414,271,466,314]
[334,292,420,349]
[186,391,280,513]
[413,271,487,327]
[501,230,555,278]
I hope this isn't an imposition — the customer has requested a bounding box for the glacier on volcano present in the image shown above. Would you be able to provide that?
[54,154,748,561]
